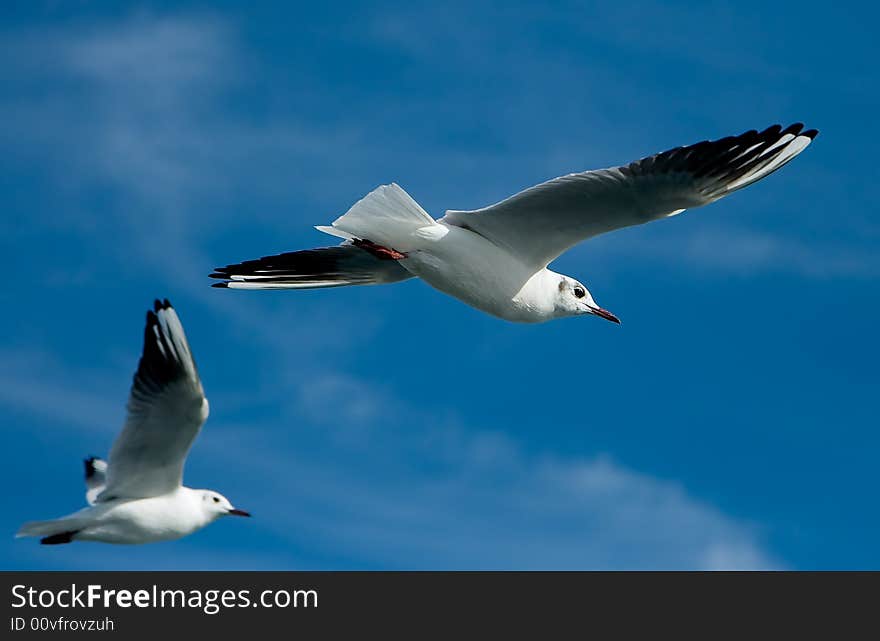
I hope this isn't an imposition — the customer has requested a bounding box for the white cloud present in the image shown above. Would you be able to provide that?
[267,436,762,569]
[0,349,122,435]
[194,373,779,569]
[580,222,880,280]
[2,351,777,569]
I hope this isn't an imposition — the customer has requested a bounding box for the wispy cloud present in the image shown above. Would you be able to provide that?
[677,226,879,278]
[579,221,880,280]
[4,10,861,283]
[275,375,777,569]
[0,348,122,435]
[3,362,777,569]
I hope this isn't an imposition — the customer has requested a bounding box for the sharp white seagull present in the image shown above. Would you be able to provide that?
[211,123,818,323]
[16,299,250,545]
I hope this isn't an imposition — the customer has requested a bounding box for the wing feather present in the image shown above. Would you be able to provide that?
[210,242,413,289]
[441,124,818,269]
[97,300,208,501]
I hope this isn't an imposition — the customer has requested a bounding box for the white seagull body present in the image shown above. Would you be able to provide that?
[16,300,250,545]
[212,123,818,324]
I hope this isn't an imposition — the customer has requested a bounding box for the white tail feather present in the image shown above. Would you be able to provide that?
[317,183,437,251]
[16,517,79,538]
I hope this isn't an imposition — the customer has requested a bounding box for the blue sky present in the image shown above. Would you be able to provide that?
[1,1,877,570]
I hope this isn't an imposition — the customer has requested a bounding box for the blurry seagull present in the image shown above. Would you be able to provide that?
[211,123,818,324]
[17,300,250,545]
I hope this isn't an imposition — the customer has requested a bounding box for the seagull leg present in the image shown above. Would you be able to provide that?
[352,238,408,260]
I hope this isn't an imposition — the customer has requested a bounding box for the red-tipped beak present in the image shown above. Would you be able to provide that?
[228,509,251,517]
[588,306,621,324]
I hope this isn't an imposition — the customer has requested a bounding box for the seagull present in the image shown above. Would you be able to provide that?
[16,299,250,545]
[211,123,818,324]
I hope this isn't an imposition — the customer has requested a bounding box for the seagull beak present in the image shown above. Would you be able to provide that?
[587,305,621,324]
[228,508,251,517]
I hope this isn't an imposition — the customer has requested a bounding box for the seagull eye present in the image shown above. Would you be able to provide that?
[573,287,586,299]
[212,497,220,503]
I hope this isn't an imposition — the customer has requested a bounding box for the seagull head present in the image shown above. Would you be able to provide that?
[200,490,251,519]
[555,277,620,324]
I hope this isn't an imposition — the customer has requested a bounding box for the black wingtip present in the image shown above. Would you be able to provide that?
[83,457,97,479]
[209,272,227,279]
[211,282,229,288]
[802,128,819,139]
[152,298,172,312]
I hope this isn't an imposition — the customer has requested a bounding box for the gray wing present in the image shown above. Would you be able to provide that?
[210,242,413,290]
[84,457,107,506]
[441,124,818,270]
[97,299,208,501]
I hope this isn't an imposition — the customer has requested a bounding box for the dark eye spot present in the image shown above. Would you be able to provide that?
[213,497,220,503]
[573,287,586,299]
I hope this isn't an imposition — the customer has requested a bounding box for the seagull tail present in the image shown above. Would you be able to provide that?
[315,183,438,252]
[16,515,85,541]
[17,519,70,538]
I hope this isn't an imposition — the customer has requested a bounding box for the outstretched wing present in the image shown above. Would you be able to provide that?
[210,242,413,289]
[98,300,208,501]
[441,123,818,270]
